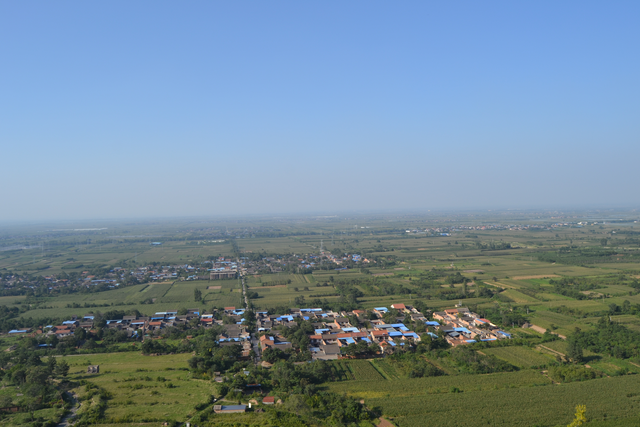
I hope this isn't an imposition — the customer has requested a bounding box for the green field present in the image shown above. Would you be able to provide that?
[482,346,553,368]
[328,373,640,427]
[64,352,216,423]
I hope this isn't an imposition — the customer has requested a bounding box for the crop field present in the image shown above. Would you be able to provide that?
[481,346,553,368]
[337,360,385,381]
[373,376,640,427]
[17,280,244,319]
[328,373,640,427]
[249,285,342,309]
[0,239,238,276]
[501,289,541,303]
[327,370,552,399]
[246,273,307,286]
[371,359,402,380]
[236,237,314,254]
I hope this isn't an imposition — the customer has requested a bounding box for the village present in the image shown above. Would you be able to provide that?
[10,303,513,364]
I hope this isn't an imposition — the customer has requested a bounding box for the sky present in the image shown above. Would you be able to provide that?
[1,1,639,221]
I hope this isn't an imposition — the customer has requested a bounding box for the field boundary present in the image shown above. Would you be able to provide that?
[369,360,390,380]
[512,275,559,280]
[161,281,175,299]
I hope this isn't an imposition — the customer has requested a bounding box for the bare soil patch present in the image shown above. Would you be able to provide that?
[207,286,222,290]
[377,417,395,427]
[372,273,394,277]
[464,269,484,273]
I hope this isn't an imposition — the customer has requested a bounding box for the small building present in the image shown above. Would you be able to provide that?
[262,396,275,405]
[87,365,99,374]
[213,404,247,414]
[210,271,236,280]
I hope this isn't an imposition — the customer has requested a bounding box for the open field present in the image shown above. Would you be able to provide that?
[65,352,215,424]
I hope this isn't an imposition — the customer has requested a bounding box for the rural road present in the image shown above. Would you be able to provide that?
[57,392,78,427]
[238,260,260,365]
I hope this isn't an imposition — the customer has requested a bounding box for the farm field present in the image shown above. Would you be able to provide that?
[332,360,385,381]
[14,279,246,320]
[481,346,553,368]
[329,374,640,427]
[327,370,552,399]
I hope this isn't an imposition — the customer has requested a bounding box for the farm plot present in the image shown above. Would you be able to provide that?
[369,375,640,427]
[482,346,553,368]
[331,361,351,381]
[327,370,551,400]
[501,289,540,303]
[371,359,401,380]
[342,360,385,381]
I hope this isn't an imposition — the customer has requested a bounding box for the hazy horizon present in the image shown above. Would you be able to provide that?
[1,205,638,228]
[2,1,639,221]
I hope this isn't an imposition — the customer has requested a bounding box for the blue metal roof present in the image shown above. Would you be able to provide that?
[220,405,246,411]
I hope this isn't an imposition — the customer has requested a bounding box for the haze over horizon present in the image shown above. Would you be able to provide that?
[2,1,639,221]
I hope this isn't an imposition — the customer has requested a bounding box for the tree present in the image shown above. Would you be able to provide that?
[11,369,26,385]
[0,395,12,409]
[566,340,584,363]
[568,404,587,427]
[55,359,70,378]
[46,355,57,373]
[194,288,202,302]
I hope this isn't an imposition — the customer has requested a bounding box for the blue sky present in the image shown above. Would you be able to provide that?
[1,1,639,221]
